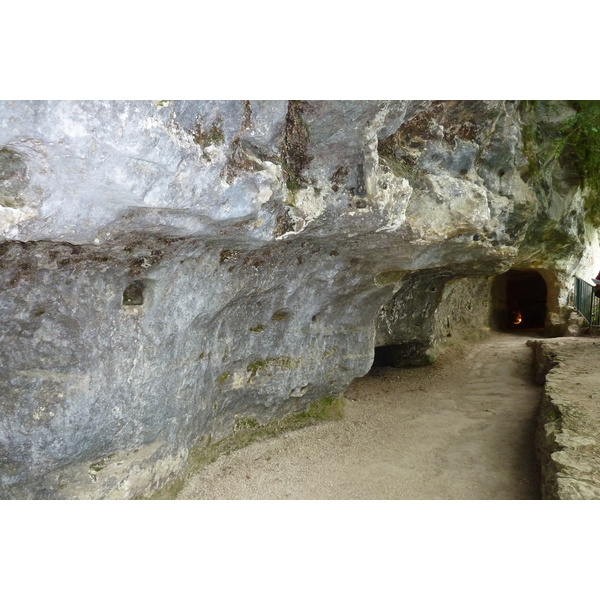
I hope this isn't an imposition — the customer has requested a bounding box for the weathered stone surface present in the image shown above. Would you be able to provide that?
[375,273,491,366]
[528,338,600,499]
[0,100,595,498]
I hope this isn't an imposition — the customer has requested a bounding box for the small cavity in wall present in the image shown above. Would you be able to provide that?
[123,280,145,306]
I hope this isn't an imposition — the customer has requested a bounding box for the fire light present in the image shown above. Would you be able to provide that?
[513,312,522,325]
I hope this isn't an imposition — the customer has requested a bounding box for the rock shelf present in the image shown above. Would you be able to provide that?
[529,337,600,500]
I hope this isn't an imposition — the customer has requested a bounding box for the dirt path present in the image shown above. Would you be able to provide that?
[178,332,543,500]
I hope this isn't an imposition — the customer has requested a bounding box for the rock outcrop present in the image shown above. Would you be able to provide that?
[0,100,594,498]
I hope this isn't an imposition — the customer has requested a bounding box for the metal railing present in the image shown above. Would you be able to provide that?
[574,276,600,326]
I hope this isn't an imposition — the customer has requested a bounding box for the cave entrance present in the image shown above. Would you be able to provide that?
[372,341,431,368]
[492,269,548,331]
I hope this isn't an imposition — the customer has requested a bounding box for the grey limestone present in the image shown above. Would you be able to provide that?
[0,100,591,498]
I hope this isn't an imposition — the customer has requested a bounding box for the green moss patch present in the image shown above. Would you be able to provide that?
[375,270,405,287]
[246,360,268,377]
[246,356,298,378]
[217,371,231,384]
[193,118,225,148]
[271,310,290,321]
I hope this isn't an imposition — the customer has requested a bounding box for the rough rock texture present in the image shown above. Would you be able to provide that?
[528,338,600,499]
[375,273,491,366]
[0,100,595,499]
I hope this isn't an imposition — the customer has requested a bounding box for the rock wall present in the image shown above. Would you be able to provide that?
[375,272,491,366]
[528,338,600,500]
[0,100,592,498]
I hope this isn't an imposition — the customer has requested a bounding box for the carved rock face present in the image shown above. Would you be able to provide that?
[0,100,588,498]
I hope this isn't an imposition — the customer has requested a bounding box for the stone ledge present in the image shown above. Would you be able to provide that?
[528,337,600,500]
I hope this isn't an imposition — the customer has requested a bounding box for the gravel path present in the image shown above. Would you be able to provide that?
[178,332,542,500]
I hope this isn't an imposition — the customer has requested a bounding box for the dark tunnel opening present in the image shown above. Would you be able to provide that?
[492,269,548,331]
[372,341,431,368]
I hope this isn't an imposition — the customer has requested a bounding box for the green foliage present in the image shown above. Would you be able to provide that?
[532,101,600,226]
[563,101,600,226]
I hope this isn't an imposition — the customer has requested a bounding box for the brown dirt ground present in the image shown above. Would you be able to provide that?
[178,331,544,500]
